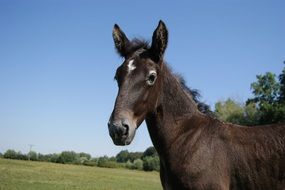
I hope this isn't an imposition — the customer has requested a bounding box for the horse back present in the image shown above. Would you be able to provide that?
[224,123,285,189]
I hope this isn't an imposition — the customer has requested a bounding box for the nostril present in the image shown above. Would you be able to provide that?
[122,122,129,136]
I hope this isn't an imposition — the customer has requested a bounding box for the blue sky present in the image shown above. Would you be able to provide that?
[0,0,284,157]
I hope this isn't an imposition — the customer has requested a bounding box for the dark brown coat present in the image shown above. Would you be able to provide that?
[108,20,285,190]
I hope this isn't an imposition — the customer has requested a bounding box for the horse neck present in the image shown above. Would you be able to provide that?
[145,64,200,156]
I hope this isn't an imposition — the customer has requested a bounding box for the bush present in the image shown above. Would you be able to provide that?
[143,156,160,171]
[78,152,91,160]
[38,153,50,162]
[102,161,122,168]
[125,160,133,169]
[0,152,2,158]
[97,156,122,168]
[133,159,143,170]
[50,154,60,163]
[28,151,38,161]
[108,156,116,162]
[17,151,28,160]
[58,151,79,164]
[128,152,143,162]
[142,147,158,158]
[126,159,143,170]
[4,149,18,159]
[83,160,97,167]
[116,150,129,163]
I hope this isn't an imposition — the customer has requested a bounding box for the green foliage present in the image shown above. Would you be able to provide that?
[125,159,143,170]
[4,149,18,159]
[83,160,97,167]
[50,153,60,163]
[37,153,53,162]
[3,150,29,160]
[125,160,133,169]
[128,152,143,162]
[97,156,108,167]
[0,152,2,158]
[142,147,158,158]
[57,151,79,164]
[108,156,116,162]
[1,147,160,172]
[116,150,129,163]
[215,99,244,123]
[248,72,280,104]
[214,98,259,126]
[97,156,122,168]
[133,159,143,170]
[17,151,29,160]
[116,150,143,163]
[143,156,160,172]
[216,63,285,125]
[242,102,260,126]
[82,157,98,166]
[78,152,91,160]
[28,151,38,161]
[247,70,285,124]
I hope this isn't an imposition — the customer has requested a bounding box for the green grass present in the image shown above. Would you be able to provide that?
[0,158,162,190]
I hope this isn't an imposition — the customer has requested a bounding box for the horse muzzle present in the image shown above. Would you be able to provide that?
[108,118,136,146]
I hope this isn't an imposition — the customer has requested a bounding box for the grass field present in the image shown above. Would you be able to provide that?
[0,158,162,190]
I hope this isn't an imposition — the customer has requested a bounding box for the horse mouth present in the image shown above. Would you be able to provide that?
[112,132,134,146]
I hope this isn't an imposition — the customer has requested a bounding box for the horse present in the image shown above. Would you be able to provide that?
[108,20,285,190]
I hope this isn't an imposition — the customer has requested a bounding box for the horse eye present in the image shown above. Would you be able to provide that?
[146,72,157,86]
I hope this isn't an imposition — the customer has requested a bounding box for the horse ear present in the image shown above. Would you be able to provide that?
[150,20,168,63]
[112,24,130,57]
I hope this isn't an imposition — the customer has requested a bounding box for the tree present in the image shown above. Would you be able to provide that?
[247,71,285,124]
[78,152,91,160]
[4,149,18,159]
[28,151,38,161]
[248,72,280,105]
[108,156,116,162]
[127,152,143,162]
[125,160,133,169]
[17,151,28,160]
[125,159,143,170]
[279,61,285,103]
[142,147,158,158]
[97,157,107,167]
[38,153,51,162]
[133,159,143,170]
[214,98,260,126]
[57,151,79,164]
[116,150,129,163]
[143,156,160,171]
[50,153,60,163]
[215,98,244,124]
[97,156,120,168]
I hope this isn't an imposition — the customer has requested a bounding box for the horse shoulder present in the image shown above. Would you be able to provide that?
[165,118,231,189]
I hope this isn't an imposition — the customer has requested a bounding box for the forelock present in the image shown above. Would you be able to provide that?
[124,39,150,57]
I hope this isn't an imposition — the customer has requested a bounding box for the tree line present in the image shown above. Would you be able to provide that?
[0,146,159,172]
[215,62,285,125]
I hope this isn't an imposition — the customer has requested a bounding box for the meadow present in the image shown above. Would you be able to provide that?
[0,158,162,190]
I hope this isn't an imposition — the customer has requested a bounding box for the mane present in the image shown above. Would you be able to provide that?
[175,74,214,116]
